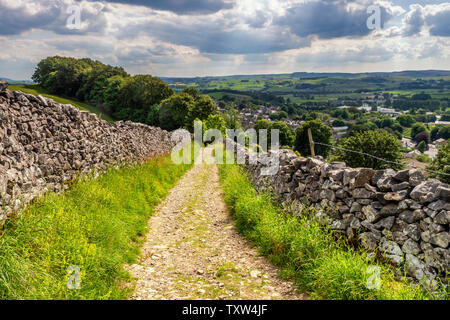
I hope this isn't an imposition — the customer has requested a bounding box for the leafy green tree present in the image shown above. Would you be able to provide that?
[185,94,218,131]
[332,130,403,170]
[204,114,227,137]
[427,144,450,183]
[271,121,294,147]
[254,119,272,131]
[411,123,427,141]
[146,104,160,126]
[181,87,201,99]
[222,104,242,130]
[431,125,450,141]
[158,93,195,131]
[346,123,371,137]
[103,75,126,113]
[397,114,416,127]
[294,120,333,158]
[332,119,347,127]
[116,75,174,111]
[417,141,427,153]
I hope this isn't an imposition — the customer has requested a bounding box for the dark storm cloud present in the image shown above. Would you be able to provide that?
[100,0,234,14]
[426,9,450,36]
[0,2,60,35]
[275,0,393,39]
[119,19,310,54]
[0,0,108,36]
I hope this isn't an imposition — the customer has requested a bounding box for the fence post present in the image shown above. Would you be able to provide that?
[307,128,315,157]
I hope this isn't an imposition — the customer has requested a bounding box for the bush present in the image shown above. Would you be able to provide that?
[332,130,404,170]
[417,141,427,153]
[416,153,431,163]
[427,144,450,184]
[294,120,333,158]
[411,123,428,141]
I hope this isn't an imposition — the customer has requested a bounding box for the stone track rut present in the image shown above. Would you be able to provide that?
[127,148,306,300]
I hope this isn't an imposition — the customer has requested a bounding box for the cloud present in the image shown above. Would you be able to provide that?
[426,5,450,36]
[0,0,60,35]
[117,12,311,55]
[275,0,397,39]
[0,0,109,36]
[98,0,234,15]
[401,3,450,36]
[402,4,425,36]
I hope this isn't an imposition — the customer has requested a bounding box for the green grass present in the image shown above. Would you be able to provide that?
[0,152,193,300]
[8,84,114,122]
[218,163,443,300]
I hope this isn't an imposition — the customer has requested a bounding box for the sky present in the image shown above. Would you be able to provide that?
[0,0,449,80]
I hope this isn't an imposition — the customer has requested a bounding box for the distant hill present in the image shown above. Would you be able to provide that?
[292,70,450,79]
[0,77,33,84]
[163,70,450,83]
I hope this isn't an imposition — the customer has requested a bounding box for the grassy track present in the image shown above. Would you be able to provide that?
[218,164,443,300]
[7,84,114,122]
[0,153,192,299]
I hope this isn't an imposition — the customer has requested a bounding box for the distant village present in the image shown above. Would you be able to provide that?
[218,96,449,165]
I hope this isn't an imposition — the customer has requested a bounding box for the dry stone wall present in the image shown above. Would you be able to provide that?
[0,81,175,223]
[227,139,449,286]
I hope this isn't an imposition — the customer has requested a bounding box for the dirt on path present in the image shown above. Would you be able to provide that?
[127,148,307,300]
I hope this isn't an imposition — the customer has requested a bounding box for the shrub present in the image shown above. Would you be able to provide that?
[427,144,450,184]
[294,120,333,158]
[332,129,404,170]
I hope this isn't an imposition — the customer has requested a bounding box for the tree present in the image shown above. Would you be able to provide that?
[332,130,404,170]
[427,144,450,183]
[146,104,160,127]
[294,120,333,158]
[414,131,430,145]
[116,75,174,111]
[271,121,294,147]
[417,141,427,153]
[332,119,347,127]
[222,104,242,130]
[431,125,450,141]
[411,123,427,141]
[185,94,218,131]
[204,114,227,137]
[158,93,195,131]
[397,114,416,127]
[254,119,272,131]
[103,75,125,114]
[346,123,371,137]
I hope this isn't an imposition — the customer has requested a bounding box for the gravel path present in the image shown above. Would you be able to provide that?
[127,148,306,300]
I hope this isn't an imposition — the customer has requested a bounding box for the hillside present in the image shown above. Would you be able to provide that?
[8,84,114,122]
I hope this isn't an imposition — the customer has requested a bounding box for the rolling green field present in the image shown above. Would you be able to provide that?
[8,84,115,122]
[164,71,450,106]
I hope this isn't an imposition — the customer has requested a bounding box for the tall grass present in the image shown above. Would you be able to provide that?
[218,164,438,300]
[0,154,192,299]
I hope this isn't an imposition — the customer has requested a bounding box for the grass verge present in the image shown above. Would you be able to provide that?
[218,164,442,300]
[0,153,192,299]
[7,84,114,122]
